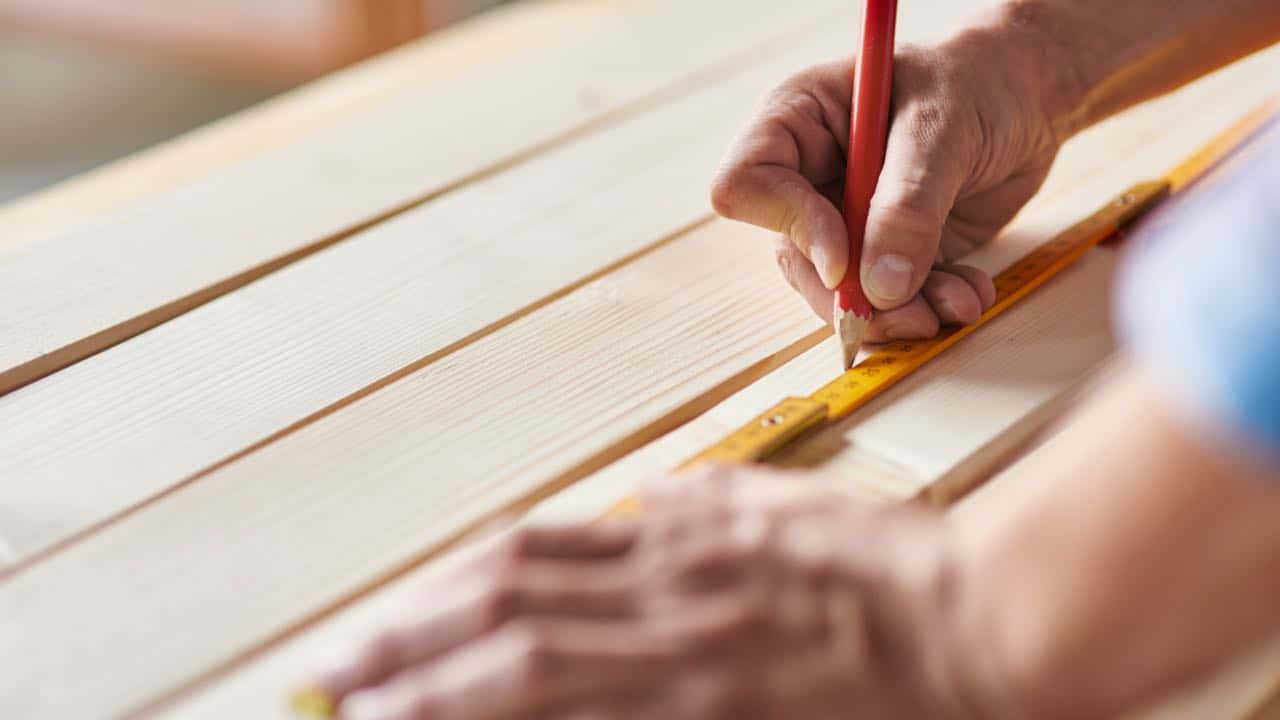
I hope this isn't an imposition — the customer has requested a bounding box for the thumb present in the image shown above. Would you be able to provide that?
[858,124,965,310]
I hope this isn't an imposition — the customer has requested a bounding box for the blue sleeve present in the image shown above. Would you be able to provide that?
[1117,126,1280,461]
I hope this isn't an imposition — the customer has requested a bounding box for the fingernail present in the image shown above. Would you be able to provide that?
[866,254,914,303]
[810,244,838,289]
[935,300,960,324]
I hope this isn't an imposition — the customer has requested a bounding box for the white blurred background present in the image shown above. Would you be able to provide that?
[0,0,509,203]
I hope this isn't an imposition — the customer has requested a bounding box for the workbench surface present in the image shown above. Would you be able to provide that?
[2,1,1278,716]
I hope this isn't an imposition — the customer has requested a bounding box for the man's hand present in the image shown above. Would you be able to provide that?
[709,23,1074,340]
[304,466,1003,719]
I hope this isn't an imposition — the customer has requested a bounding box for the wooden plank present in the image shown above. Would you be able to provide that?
[0,218,828,719]
[5,5,1273,569]
[153,206,1126,720]
[0,24,847,566]
[6,45,1270,719]
[4,21,1276,720]
[151,75,1254,716]
[0,0,602,252]
[533,249,1119,522]
[0,0,854,396]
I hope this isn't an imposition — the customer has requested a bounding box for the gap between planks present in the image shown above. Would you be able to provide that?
[157,61,1280,715]
[5,17,1274,577]
[163,230,1121,718]
[0,0,857,396]
[0,141,1149,718]
[0,216,829,719]
[20,152,1126,717]
[2,18,1269,720]
[0,16,854,571]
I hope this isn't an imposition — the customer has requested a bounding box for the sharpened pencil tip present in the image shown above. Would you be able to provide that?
[834,309,870,371]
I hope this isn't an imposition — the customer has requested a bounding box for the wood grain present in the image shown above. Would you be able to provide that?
[154,51,1280,712]
[0,218,828,718]
[0,25,846,566]
[1,12,1275,720]
[0,0,851,396]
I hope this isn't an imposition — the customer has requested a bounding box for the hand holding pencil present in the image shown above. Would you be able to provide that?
[709,3,1091,362]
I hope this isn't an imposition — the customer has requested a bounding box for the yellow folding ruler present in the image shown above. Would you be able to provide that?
[629,97,1279,498]
[290,100,1276,718]
[683,180,1166,467]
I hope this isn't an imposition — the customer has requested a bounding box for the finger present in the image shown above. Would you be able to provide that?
[860,111,967,310]
[711,163,849,288]
[554,696,657,720]
[773,236,835,324]
[433,523,638,594]
[865,295,939,342]
[313,562,637,701]
[919,269,984,326]
[341,620,672,720]
[937,262,997,310]
[504,523,639,561]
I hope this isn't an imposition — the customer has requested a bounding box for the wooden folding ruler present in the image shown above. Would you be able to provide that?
[613,96,1279,514]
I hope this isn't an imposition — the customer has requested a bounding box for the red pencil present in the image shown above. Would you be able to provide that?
[835,0,897,370]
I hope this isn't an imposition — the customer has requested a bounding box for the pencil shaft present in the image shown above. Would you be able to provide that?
[835,0,896,367]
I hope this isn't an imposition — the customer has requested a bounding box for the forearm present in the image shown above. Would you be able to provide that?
[950,363,1280,718]
[956,0,1280,142]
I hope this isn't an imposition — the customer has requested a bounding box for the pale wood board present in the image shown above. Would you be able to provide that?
[0,0,858,396]
[0,25,848,565]
[4,7,1274,569]
[0,218,829,718]
[158,239,1117,720]
[2,12,1269,720]
[0,0,602,252]
[156,62,1278,715]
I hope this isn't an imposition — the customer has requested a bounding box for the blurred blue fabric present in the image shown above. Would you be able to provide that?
[1119,118,1280,460]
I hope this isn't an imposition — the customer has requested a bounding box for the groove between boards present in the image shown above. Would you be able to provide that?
[0,213,715,582]
[129,324,832,717]
[0,5,846,398]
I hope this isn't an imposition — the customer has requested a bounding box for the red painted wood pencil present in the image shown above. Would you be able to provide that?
[835,0,897,369]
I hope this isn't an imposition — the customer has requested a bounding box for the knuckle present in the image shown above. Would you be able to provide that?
[772,194,804,242]
[773,244,799,289]
[505,525,537,557]
[722,592,772,636]
[866,200,941,258]
[362,628,407,673]
[478,569,525,625]
[504,620,559,682]
[709,169,741,218]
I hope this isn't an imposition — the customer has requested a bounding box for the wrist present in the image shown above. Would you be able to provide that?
[945,505,1086,720]
[948,0,1100,145]
[846,509,1024,719]
[903,520,1031,720]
